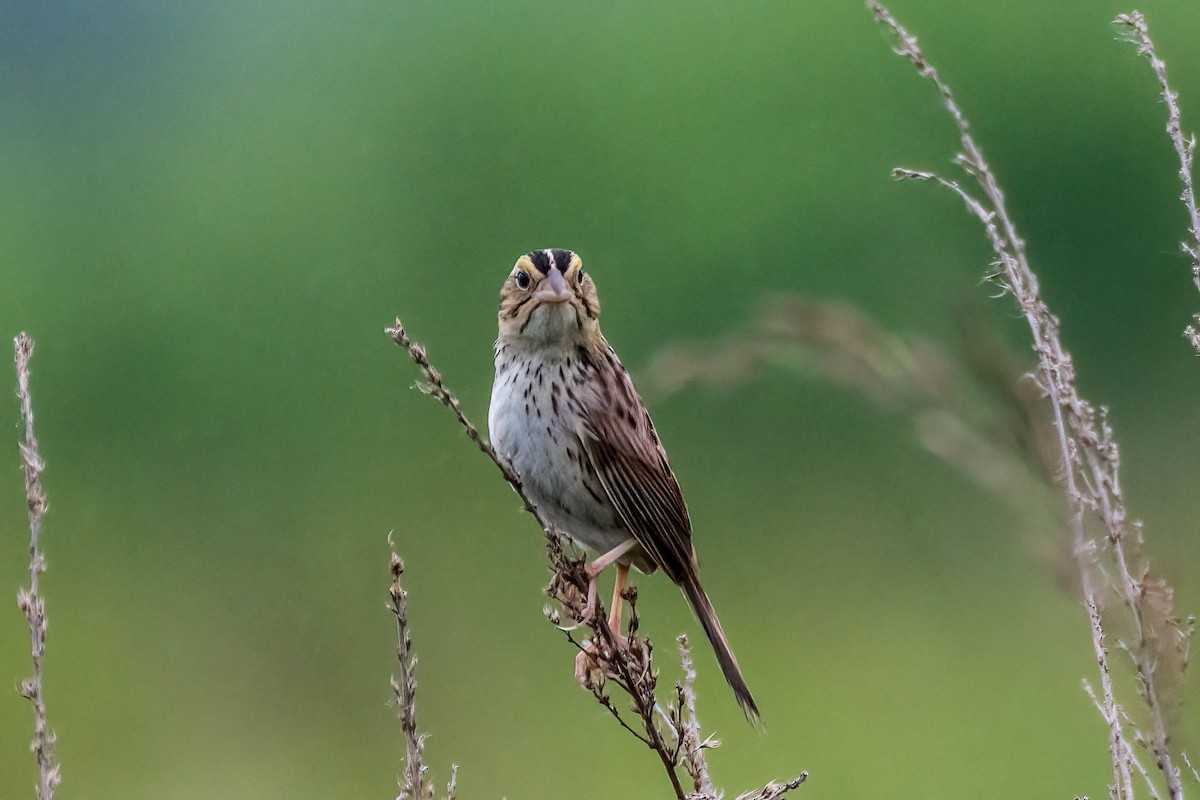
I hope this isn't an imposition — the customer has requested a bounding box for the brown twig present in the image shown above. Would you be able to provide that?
[388,538,459,800]
[388,318,807,800]
[388,537,431,800]
[13,333,60,800]
[386,320,535,517]
[1113,11,1200,355]
[870,3,1192,798]
[542,526,687,798]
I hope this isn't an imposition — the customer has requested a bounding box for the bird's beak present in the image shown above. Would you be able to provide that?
[534,268,572,304]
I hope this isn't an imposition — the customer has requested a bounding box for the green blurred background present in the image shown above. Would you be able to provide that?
[3,1,1199,797]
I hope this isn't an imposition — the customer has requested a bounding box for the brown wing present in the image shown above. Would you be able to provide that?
[575,347,696,584]
[576,347,761,721]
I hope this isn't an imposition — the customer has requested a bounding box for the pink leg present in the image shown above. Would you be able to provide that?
[580,538,638,622]
[607,563,629,635]
[575,564,631,688]
[575,543,637,688]
[586,538,638,580]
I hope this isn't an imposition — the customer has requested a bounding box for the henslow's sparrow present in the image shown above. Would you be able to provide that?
[487,248,759,720]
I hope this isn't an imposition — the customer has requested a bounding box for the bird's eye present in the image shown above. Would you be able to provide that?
[515,271,531,290]
[576,269,585,286]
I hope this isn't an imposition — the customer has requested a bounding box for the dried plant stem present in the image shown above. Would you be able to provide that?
[735,774,810,800]
[645,296,1061,529]
[1114,11,1200,354]
[1087,680,1165,800]
[870,4,1190,799]
[388,319,806,800]
[678,635,717,798]
[387,539,459,800]
[866,6,1132,786]
[1097,39,1200,774]
[1185,754,1200,784]
[1085,593,1137,799]
[389,539,430,800]
[544,528,688,799]
[13,333,60,800]
[386,318,686,796]
[386,320,540,522]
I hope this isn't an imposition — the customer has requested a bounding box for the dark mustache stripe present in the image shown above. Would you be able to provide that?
[509,295,534,317]
[517,298,577,335]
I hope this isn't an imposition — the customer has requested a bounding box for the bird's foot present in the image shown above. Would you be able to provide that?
[579,577,600,624]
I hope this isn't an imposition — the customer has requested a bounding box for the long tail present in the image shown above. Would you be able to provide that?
[679,573,761,723]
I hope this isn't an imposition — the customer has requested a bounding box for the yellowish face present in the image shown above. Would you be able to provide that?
[497,249,600,344]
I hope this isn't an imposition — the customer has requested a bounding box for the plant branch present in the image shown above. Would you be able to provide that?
[1114,11,1200,355]
[386,320,539,521]
[13,333,60,800]
[389,537,432,800]
[736,773,809,800]
[678,635,717,798]
[543,527,687,799]
[387,318,806,800]
[870,3,1191,798]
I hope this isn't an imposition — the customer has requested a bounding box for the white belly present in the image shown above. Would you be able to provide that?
[488,349,651,570]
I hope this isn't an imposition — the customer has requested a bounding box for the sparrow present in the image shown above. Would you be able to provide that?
[487,248,759,721]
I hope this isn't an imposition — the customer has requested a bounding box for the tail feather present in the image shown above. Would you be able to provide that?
[680,574,761,723]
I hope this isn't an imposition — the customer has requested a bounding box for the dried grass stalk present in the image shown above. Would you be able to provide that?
[389,540,430,800]
[645,296,1060,530]
[678,635,717,798]
[1113,12,1200,354]
[734,774,810,800]
[543,526,687,798]
[13,333,60,800]
[868,4,1192,798]
[388,536,457,800]
[387,318,806,800]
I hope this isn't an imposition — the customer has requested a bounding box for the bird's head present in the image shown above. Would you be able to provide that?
[497,248,601,348]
